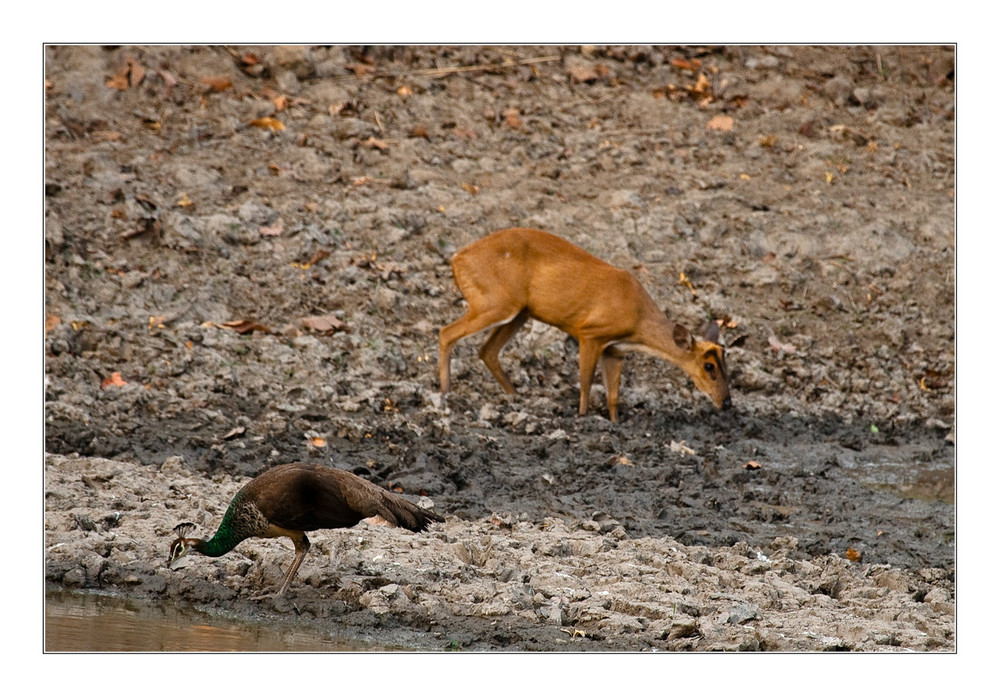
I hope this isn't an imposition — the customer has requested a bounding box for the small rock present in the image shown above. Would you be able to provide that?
[726,603,760,625]
[823,76,854,106]
[667,620,700,640]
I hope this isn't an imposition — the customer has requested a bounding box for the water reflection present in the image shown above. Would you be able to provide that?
[45,589,376,652]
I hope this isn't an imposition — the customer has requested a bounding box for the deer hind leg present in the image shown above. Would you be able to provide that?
[439,307,524,393]
[477,309,529,394]
[599,350,625,422]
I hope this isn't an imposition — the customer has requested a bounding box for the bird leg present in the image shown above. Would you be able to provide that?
[252,533,310,600]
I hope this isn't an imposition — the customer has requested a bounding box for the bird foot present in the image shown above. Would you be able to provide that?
[250,591,286,601]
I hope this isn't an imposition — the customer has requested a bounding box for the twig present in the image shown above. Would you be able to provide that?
[332,54,561,82]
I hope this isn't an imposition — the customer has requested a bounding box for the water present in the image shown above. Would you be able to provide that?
[45,589,382,652]
[841,460,954,504]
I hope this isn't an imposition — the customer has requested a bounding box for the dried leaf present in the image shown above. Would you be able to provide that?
[671,57,702,72]
[768,335,797,355]
[259,219,284,237]
[303,249,330,267]
[706,114,734,131]
[692,73,712,98]
[222,426,245,440]
[502,107,523,128]
[744,460,762,470]
[158,69,177,88]
[45,314,62,336]
[669,440,696,456]
[91,130,123,142]
[220,319,270,335]
[106,56,145,91]
[845,547,863,562]
[462,182,480,196]
[101,372,127,389]
[273,95,290,111]
[608,454,634,466]
[311,437,327,448]
[363,136,389,151]
[409,125,430,139]
[249,117,285,131]
[120,218,161,241]
[567,63,599,83]
[396,85,413,97]
[201,76,233,93]
[300,314,348,334]
[678,271,697,296]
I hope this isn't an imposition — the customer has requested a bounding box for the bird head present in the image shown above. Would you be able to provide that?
[168,522,198,568]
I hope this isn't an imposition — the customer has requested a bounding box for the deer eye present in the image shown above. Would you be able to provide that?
[704,362,715,373]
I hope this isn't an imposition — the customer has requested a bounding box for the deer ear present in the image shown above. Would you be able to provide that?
[673,324,694,351]
[703,321,720,343]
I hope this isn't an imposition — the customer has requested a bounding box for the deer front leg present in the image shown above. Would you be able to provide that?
[577,339,603,416]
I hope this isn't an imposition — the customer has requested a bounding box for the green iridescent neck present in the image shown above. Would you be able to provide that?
[196,496,248,557]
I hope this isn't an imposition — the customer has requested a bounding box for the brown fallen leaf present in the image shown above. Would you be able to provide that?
[845,547,863,563]
[744,460,762,470]
[120,218,161,241]
[567,63,599,83]
[678,271,697,296]
[222,426,245,441]
[346,63,375,76]
[706,114,734,131]
[220,319,270,335]
[201,76,233,93]
[502,107,523,128]
[91,130,123,142]
[106,55,145,90]
[101,372,128,389]
[671,57,702,72]
[249,117,285,131]
[363,136,389,151]
[462,182,480,196]
[302,249,330,267]
[768,335,797,356]
[45,314,61,336]
[310,437,327,448]
[669,440,696,456]
[158,69,178,88]
[300,314,348,334]
[259,219,284,236]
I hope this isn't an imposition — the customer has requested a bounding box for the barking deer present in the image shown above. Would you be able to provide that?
[438,227,731,421]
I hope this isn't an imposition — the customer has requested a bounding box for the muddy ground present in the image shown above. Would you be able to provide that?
[44,45,955,651]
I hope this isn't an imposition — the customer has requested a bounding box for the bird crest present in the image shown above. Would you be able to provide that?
[173,522,196,539]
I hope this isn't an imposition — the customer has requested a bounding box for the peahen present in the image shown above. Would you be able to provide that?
[167,463,443,598]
